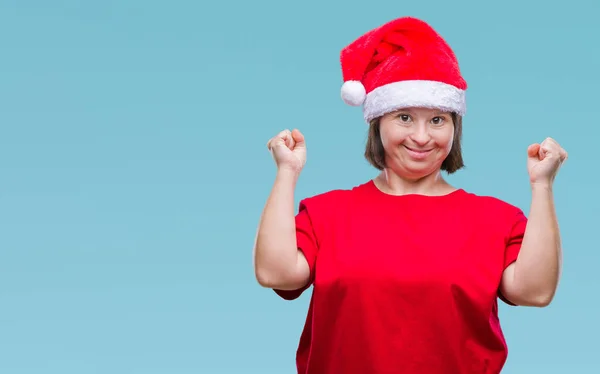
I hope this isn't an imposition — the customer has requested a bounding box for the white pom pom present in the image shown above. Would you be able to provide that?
[341,80,366,106]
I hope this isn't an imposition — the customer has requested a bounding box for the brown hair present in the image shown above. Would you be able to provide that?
[364,113,464,174]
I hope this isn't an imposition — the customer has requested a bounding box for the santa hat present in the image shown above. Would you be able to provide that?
[340,17,467,123]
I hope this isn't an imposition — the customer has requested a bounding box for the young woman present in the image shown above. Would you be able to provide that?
[253,16,567,374]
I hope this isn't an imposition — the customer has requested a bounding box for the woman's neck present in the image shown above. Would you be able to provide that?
[374,168,456,196]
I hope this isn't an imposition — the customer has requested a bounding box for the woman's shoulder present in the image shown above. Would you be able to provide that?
[460,189,527,218]
[298,181,372,209]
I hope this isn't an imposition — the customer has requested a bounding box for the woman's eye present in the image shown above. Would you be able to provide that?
[431,117,444,125]
[399,114,411,122]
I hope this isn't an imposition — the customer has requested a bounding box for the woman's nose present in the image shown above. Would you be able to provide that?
[409,124,431,145]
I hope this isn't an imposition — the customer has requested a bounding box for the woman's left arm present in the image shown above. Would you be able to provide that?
[500,137,568,307]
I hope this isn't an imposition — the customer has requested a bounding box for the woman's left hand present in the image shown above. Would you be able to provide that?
[527,137,568,187]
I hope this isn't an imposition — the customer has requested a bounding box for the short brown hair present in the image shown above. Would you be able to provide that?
[364,113,464,174]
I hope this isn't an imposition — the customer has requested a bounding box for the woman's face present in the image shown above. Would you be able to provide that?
[378,107,455,180]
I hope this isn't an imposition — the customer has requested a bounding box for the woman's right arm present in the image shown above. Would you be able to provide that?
[253,129,310,291]
[253,169,310,290]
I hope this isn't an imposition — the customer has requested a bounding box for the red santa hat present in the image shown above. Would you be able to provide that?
[340,17,467,123]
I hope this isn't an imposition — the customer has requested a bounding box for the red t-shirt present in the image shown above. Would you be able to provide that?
[274,180,528,374]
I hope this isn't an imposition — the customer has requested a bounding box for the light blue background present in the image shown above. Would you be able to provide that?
[0,1,597,373]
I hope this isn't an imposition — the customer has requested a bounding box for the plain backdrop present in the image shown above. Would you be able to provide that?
[1,0,598,373]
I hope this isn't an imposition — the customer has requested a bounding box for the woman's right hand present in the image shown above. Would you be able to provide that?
[266,129,306,174]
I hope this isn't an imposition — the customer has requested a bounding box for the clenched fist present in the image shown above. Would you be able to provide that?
[527,137,568,187]
[267,129,306,174]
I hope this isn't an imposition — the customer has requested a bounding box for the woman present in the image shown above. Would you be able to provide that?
[253,17,567,374]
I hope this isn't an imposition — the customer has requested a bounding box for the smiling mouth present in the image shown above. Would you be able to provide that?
[403,146,433,153]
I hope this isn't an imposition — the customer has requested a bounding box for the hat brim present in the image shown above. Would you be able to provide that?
[363,80,466,123]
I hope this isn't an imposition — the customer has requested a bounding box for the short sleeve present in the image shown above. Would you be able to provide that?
[504,209,527,269]
[498,208,528,305]
[273,199,319,300]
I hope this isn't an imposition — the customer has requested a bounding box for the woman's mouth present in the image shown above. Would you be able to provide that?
[403,145,433,160]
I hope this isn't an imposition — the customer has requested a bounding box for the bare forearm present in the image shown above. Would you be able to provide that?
[514,184,562,304]
[253,169,302,287]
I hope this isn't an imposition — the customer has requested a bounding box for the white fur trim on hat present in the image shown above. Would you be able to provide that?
[362,80,466,123]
